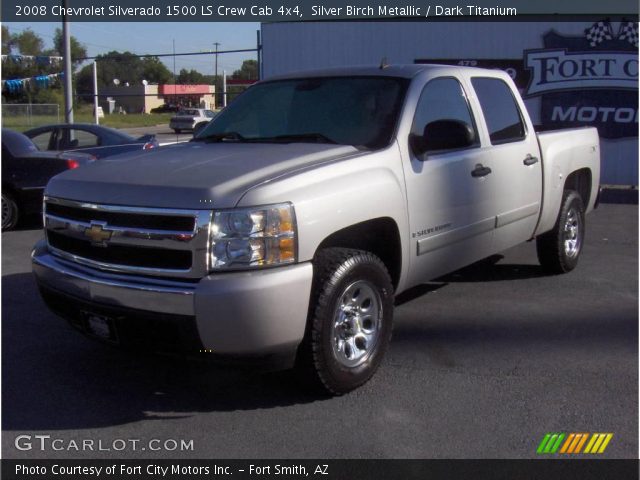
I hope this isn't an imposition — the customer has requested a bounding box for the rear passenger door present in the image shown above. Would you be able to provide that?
[469,77,542,252]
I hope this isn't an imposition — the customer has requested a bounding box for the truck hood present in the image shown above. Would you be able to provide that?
[45,141,360,209]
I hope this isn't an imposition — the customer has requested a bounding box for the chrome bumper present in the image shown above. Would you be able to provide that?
[32,240,314,356]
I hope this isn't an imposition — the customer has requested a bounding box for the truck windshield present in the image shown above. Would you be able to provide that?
[196,76,409,150]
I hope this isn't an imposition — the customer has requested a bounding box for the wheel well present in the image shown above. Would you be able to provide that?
[564,168,592,207]
[315,217,402,289]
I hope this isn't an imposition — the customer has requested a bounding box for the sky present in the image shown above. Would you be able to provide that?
[4,22,261,76]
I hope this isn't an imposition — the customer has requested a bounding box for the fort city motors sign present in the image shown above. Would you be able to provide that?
[524,20,638,139]
[418,20,638,139]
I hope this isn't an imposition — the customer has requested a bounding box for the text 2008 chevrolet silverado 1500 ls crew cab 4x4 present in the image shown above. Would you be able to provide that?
[33,65,600,394]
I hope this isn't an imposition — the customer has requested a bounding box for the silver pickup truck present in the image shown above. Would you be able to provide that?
[33,65,600,394]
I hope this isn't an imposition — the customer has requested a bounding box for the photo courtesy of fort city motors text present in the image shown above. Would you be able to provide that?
[0,0,638,478]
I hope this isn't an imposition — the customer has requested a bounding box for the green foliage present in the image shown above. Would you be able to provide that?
[1,27,87,106]
[141,56,173,84]
[176,68,206,84]
[11,28,44,56]
[76,51,173,94]
[2,26,11,55]
[52,28,88,66]
[232,59,258,80]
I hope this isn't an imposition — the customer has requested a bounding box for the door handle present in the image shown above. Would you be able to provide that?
[523,154,539,166]
[471,164,492,178]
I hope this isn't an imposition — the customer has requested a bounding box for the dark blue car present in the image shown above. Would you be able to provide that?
[24,123,159,159]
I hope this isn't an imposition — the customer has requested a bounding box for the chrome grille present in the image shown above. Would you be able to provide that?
[44,196,212,279]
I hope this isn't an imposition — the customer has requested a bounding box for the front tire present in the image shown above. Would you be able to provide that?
[536,190,585,274]
[1,192,19,231]
[298,248,394,395]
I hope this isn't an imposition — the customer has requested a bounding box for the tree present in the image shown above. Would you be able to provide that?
[76,51,173,96]
[176,68,206,84]
[51,28,87,67]
[232,60,258,80]
[2,26,12,54]
[141,56,172,84]
[11,28,44,56]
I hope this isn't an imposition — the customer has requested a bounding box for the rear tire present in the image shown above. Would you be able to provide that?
[297,248,394,395]
[1,191,19,231]
[536,190,585,274]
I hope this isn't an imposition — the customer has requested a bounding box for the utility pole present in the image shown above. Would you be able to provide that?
[213,42,221,107]
[62,0,73,123]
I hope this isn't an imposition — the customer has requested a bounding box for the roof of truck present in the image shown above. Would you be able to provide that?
[265,64,492,81]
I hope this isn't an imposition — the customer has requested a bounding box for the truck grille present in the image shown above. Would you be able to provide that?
[44,196,212,279]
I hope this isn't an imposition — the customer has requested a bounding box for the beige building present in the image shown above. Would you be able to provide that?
[99,84,216,114]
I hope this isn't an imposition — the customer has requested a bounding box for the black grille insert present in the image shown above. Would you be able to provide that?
[46,203,196,232]
[47,230,192,270]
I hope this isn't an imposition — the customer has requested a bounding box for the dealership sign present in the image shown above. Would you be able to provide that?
[524,50,637,95]
[524,20,638,139]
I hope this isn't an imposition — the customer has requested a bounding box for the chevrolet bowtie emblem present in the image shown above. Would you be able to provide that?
[84,223,112,246]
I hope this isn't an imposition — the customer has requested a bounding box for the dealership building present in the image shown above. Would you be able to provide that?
[260,21,639,185]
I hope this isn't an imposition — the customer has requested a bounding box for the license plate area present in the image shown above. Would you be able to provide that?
[82,311,119,343]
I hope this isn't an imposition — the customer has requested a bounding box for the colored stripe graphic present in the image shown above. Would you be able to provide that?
[538,433,613,454]
[585,433,614,454]
[573,433,589,453]
[537,433,565,454]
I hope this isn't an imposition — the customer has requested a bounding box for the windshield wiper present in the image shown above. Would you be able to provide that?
[195,131,246,143]
[251,133,338,144]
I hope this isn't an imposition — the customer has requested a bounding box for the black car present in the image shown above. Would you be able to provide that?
[150,103,180,114]
[24,123,159,159]
[2,129,95,230]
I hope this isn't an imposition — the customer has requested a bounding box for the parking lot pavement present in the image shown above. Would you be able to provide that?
[2,203,637,459]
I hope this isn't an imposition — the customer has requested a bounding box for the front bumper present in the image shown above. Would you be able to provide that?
[32,240,313,361]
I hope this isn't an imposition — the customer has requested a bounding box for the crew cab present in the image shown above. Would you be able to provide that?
[32,65,600,394]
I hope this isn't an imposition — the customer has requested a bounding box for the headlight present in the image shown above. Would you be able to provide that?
[209,203,297,270]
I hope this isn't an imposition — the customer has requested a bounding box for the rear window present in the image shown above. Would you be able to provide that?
[471,77,526,144]
[183,109,200,116]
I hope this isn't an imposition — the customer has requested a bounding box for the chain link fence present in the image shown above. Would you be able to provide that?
[1,103,60,130]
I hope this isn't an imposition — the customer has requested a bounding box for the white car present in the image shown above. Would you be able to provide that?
[169,108,216,134]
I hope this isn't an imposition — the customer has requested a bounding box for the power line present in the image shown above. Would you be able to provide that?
[77,47,258,62]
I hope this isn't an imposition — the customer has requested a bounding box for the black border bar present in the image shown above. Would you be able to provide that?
[2,459,639,480]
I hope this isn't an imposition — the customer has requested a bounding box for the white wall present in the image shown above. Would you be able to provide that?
[262,22,639,185]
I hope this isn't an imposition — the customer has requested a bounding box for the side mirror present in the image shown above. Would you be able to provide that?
[410,119,475,156]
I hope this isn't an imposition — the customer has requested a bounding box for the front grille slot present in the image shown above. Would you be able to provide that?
[44,197,210,278]
[47,203,196,231]
[48,231,192,270]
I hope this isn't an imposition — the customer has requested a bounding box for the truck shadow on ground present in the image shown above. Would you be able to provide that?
[3,251,636,431]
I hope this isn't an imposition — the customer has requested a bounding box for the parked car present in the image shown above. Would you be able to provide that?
[2,129,94,230]
[33,65,600,394]
[150,103,180,114]
[169,108,216,134]
[24,123,158,159]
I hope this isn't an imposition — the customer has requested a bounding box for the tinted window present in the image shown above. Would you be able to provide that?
[65,129,100,149]
[199,77,408,150]
[471,77,525,144]
[411,77,477,148]
[30,131,53,150]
